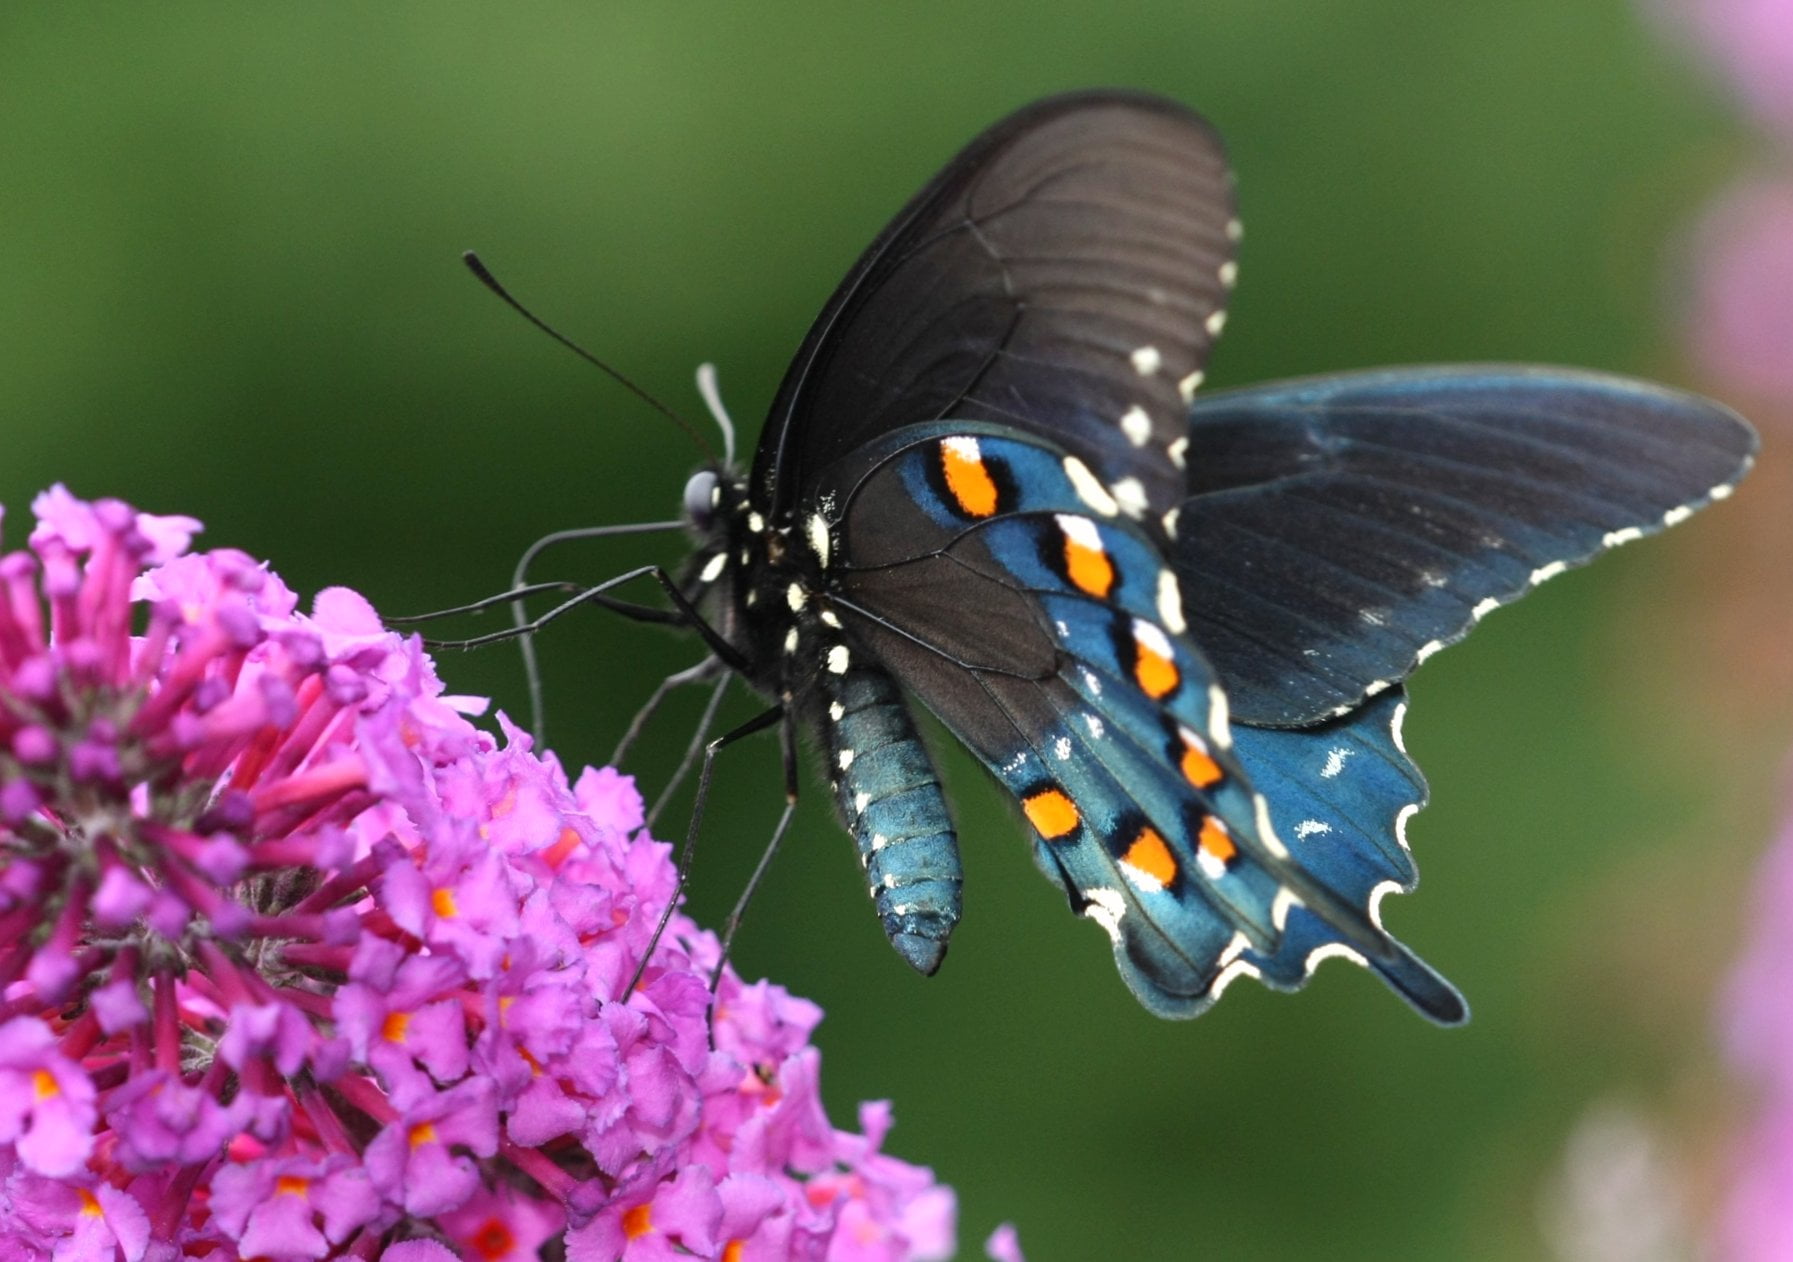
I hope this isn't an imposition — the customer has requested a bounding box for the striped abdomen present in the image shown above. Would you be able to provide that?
[821,665,962,974]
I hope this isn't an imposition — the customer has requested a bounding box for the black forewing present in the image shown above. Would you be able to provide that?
[753,90,1238,537]
[1173,366,1758,726]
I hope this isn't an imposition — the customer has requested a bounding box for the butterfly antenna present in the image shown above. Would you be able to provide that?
[462,250,714,458]
[695,362,736,467]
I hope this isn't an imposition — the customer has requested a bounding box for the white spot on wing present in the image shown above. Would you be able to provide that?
[854,792,870,812]
[1063,457,1119,516]
[1120,405,1152,446]
[826,645,850,674]
[1133,618,1174,663]
[1122,857,1169,894]
[698,552,727,583]
[1195,845,1228,882]
[1177,370,1205,403]
[820,609,842,628]
[1368,879,1401,930]
[1391,701,1408,755]
[1204,310,1228,336]
[1415,638,1446,664]
[1082,887,1127,943]
[1225,217,1243,242]
[747,511,765,533]
[806,514,831,566]
[1253,797,1289,860]
[1710,480,1735,500]
[1663,504,1694,527]
[838,749,855,771]
[783,627,799,655]
[1207,683,1232,749]
[1602,525,1644,548]
[1112,477,1149,519]
[1294,819,1331,840]
[1053,735,1072,761]
[1209,957,1263,1001]
[787,582,806,612]
[1219,931,1251,966]
[1056,513,1103,552]
[1084,713,1104,740]
[1130,345,1163,376]
[1302,942,1368,977]
[1162,507,1180,538]
[829,701,844,721]
[1218,260,1238,287]
[1320,746,1353,778]
[1394,803,1419,852]
[1167,436,1188,470]
[1271,886,1303,930]
[1529,560,1568,586]
[1472,596,1501,621]
[942,434,981,461]
[1156,569,1186,634]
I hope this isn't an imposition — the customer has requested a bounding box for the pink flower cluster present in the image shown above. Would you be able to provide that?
[0,487,983,1260]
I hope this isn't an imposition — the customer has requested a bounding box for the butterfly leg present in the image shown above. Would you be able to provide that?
[708,711,804,996]
[647,668,732,827]
[612,654,725,766]
[625,701,784,999]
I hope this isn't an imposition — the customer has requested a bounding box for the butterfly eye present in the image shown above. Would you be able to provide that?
[683,470,721,530]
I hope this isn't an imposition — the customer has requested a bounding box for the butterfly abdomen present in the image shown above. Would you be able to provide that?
[820,663,962,975]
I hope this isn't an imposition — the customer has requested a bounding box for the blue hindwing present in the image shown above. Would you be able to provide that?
[826,423,1464,1021]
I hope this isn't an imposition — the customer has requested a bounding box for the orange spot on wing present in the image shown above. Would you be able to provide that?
[941,440,1000,516]
[1064,537,1114,598]
[1198,817,1237,866]
[1134,640,1179,699]
[1180,731,1223,788]
[1123,827,1178,886]
[1023,788,1080,839]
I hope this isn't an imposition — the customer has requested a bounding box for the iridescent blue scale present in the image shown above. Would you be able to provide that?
[667,91,1756,1023]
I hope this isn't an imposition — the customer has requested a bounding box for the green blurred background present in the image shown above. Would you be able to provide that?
[2,4,1785,1258]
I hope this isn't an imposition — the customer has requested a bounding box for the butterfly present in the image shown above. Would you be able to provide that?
[663,89,1756,1023]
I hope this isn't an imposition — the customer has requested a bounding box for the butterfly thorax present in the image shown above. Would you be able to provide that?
[681,465,842,704]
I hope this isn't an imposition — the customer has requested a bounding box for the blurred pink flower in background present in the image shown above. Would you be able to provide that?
[1649,0,1793,1255]
[1658,0,1793,134]
[0,487,1012,1260]
[1717,795,1793,1261]
[1685,179,1793,402]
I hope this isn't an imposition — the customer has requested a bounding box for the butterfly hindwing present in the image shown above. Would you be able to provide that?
[825,424,1459,1017]
[1175,366,1758,726]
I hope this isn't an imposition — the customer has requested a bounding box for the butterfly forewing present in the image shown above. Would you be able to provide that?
[756,91,1239,540]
